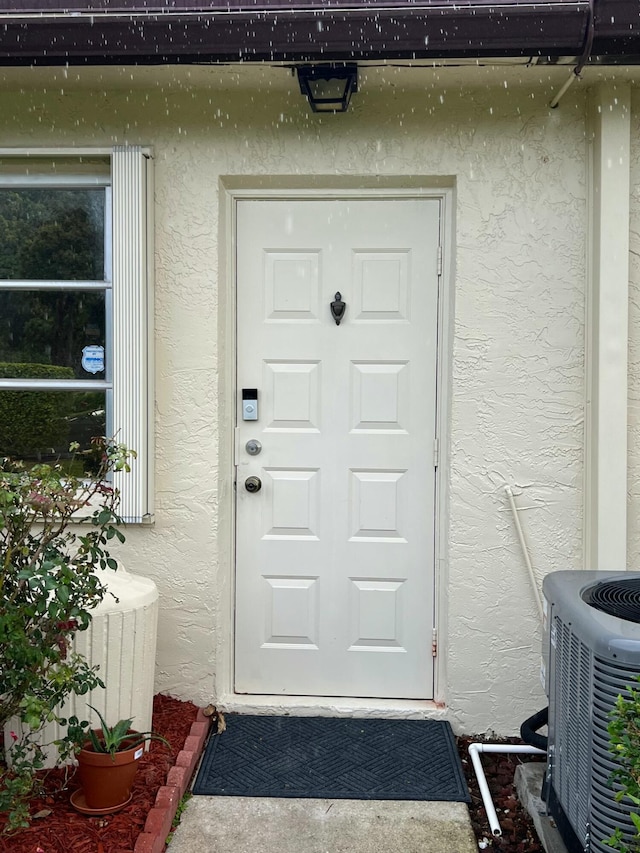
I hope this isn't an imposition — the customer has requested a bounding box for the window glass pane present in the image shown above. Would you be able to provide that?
[0,291,106,379]
[0,389,106,474]
[0,188,105,281]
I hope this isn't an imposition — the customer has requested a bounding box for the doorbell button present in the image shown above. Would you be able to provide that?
[242,389,258,421]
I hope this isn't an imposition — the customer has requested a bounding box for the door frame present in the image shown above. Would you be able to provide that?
[215,178,455,718]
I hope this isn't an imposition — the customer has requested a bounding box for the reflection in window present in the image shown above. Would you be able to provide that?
[0,188,105,281]
[0,389,106,474]
[0,290,106,379]
[0,183,109,473]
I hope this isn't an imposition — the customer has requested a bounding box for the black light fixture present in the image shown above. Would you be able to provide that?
[297,64,358,113]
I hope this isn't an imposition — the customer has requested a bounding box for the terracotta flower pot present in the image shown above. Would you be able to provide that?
[76,732,145,811]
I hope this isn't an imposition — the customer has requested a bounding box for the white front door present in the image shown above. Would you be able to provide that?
[235,196,441,699]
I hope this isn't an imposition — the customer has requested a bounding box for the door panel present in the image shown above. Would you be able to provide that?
[235,197,440,699]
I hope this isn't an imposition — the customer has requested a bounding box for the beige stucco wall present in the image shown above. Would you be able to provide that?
[0,64,592,734]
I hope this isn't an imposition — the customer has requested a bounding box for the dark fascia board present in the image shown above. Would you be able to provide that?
[0,0,594,9]
[0,0,636,65]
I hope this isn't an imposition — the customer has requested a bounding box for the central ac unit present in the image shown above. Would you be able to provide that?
[543,570,640,853]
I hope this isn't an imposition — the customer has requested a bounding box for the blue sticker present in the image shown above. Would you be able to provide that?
[82,345,105,374]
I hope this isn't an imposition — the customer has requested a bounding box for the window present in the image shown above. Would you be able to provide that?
[0,147,153,523]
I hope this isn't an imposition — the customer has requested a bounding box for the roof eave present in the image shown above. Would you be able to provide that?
[0,0,637,66]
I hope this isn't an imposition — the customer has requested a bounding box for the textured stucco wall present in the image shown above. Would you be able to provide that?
[0,64,590,734]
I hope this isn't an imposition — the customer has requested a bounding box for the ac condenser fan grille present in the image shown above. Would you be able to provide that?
[582,579,640,623]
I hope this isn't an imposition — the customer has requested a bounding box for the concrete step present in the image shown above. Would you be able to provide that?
[167,796,478,853]
[515,763,569,853]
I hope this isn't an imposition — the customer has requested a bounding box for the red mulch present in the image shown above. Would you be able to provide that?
[457,735,545,852]
[1,694,199,853]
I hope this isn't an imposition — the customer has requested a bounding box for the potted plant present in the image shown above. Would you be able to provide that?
[71,705,169,814]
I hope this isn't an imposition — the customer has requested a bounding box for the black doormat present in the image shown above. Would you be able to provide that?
[193,715,470,802]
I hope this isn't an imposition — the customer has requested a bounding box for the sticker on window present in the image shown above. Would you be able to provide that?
[82,345,105,374]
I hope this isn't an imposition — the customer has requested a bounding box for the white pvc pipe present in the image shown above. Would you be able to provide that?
[549,70,579,109]
[468,743,546,837]
[504,485,544,620]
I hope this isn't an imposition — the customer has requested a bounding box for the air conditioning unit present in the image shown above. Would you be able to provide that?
[542,570,640,853]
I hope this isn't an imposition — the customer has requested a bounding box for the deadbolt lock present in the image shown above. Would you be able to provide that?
[245,476,262,494]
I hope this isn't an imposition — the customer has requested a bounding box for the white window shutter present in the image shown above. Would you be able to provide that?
[111,145,154,523]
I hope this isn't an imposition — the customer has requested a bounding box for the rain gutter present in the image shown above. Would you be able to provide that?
[0,0,599,66]
[0,0,637,66]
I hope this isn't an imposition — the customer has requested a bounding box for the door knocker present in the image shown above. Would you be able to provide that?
[330,292,346,326]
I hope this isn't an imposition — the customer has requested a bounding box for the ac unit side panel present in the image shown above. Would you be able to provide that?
[548,615,592,847]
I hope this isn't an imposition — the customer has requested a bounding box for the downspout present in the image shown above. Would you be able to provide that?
[549,0,595,109]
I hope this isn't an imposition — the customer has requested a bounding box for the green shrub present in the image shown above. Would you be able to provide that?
[0,439,136,832]
[607,675,640,853]
[0,363,74,457]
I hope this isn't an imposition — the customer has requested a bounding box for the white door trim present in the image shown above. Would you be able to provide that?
[215,181,454,718]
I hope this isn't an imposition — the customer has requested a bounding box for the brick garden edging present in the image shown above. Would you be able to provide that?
[133,710,211,853]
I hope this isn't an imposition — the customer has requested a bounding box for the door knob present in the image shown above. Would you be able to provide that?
[245,476,262,493]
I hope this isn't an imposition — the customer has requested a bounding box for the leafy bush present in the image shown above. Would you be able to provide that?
[0,363,75,458]
[0,439,136,832]
[607,676,640,853]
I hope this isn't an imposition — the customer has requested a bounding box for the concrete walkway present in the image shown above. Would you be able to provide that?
[166,796,478,853]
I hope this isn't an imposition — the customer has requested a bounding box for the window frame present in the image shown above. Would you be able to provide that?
[0,147,154,523]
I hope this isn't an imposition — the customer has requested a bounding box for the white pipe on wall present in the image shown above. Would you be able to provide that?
[468,743,546,837]
[504,485,544,620]
[549,71,580,109]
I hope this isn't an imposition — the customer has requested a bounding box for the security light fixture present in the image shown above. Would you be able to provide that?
[297,64,358,113]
